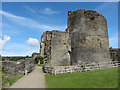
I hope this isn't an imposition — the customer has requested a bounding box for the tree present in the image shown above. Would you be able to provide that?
[110,47,112,49]
[26,55,29,58]
[35,56,44,64]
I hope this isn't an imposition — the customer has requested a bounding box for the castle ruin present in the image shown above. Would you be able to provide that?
[40,9,111,73]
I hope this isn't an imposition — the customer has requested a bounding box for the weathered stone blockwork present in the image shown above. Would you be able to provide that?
[40,9,111,73]
[2,58,35,77]
[40,31,71,70]
[32,53,40,60]
[68,9,110,65]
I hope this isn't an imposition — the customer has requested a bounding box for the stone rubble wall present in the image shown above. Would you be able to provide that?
[41,30,71,71]
[51,31,71,67]
[40,31,52,66]
[32,53,40,60]
[2,58,35,77]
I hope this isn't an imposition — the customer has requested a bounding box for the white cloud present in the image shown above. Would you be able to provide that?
[25,47,32,52]
[1,10,66,56]
[0,35,11,50]
[94,2,118,15]
[27,38,39,46]
[1,10,66,31]
[2,48,39,56]
[23,5,36,14]
[95,3,110,12]
[1,42,39,56]
[23,6,59,15]
[0,10,24,20]
[39,8,59,15]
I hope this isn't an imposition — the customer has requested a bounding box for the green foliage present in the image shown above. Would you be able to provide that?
[8,76,22,85]
[45,67,118,88]
[26,55,30,58]
[2,71,22,86]
[40,57,44,64]
[2,76,9,85]
[2,71,9,75]
[2,76,22,86]
[110,47,112,49]
[35,56,44,64]
[2,56,31,61]
[0,72,2,79]
[35,64,43,67]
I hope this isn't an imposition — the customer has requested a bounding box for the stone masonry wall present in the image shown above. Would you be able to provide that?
[2,58,35,77]
[40,9,111,73]
[68,9,110,65]
[51,31,71,67]
[40,30,71,70]
[32,53,40,60]
[40,31,52,66]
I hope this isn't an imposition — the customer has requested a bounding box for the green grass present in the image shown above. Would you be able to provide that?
[35,64,43,67]
[2,76,22,86]
[8,76,22,86]
[45,67,118,88]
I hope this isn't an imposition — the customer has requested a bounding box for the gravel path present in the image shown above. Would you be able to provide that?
[10,67,47,88]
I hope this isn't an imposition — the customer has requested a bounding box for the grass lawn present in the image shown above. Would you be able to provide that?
[35,64,43,67]
[45,67,118,88]
[2,76,22,86]
[2,70,22,86]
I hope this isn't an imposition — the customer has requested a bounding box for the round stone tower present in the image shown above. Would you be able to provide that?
[67,9,110,65]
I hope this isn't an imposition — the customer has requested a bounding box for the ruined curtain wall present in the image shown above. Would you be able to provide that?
[2,58,35,77]
[40,31,71,68]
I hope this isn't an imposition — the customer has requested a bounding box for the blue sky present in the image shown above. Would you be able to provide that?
[1,2,118,56]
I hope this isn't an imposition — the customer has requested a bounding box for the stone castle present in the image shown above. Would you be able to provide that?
[40,9,111,73]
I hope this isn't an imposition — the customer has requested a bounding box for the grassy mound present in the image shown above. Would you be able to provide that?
[45,67,118,88]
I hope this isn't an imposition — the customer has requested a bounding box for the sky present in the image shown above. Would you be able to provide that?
[0,2,118,56]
